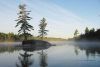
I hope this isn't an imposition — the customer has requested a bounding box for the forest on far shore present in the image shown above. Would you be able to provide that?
[0,32,66,42]
[74,27,100,41]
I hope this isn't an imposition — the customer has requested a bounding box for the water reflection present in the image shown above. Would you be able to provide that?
[16,41,51,67]
[0,46,21,53]
[16,51,33,67]
[74,41,100,58]
[16,46,49,67]
[74,47,79,56]
[1,41,100,67]
[39,50,48,67]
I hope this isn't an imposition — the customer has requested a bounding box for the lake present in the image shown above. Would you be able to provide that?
[0,41,100,67]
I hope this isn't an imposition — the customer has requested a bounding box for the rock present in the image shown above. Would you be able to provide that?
[22,40,51,52]
[22,40,51,46]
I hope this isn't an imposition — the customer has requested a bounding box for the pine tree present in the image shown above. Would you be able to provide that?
[15,4,34,40]
[85,27,89,34]
[38,18,48,40]
[74,29,79,38]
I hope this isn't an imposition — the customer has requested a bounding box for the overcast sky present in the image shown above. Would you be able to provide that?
[0,0,100,38]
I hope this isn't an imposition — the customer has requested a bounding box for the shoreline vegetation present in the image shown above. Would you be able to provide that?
[70,27,100,41]
[0,32,66,42]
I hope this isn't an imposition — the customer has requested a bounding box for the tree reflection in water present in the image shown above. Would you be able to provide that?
[74,46,79,56]
[16,40,51,67]
[74,42,100,58]
[16,45,35,67]
[39,50,48,67]
[16,51,33,67]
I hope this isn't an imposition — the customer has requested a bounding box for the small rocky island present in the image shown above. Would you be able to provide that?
[22,40,52,51]
[22,40,51,46]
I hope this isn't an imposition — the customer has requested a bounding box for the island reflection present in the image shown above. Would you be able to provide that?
[16,41,50,67]
[1,41,100,67]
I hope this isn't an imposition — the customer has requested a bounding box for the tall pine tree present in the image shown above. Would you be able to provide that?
[74,29,79,38]
[15,4,34,40]
[38,18,48,40]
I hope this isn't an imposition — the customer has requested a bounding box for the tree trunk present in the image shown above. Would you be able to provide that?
[42,33,44,40]
[24,30,27,40]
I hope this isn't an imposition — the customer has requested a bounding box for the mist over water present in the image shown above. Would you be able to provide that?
[0,41,100,67]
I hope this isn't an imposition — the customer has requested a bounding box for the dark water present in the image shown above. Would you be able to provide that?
[0,41,100,67]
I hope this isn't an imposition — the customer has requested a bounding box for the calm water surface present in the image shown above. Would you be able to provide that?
[0,41,100,67]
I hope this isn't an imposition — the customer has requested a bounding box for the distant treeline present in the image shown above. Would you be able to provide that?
[0,32,20,41]
[0,32,34,41]
[78,27,100,40]
[0,32,66,41]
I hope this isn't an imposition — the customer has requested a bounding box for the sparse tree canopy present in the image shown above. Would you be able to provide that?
[15,4,34,40]
[85,27,89,34]
[89,28,95,33]
[38,18,48,40]
[74,29,79,37]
